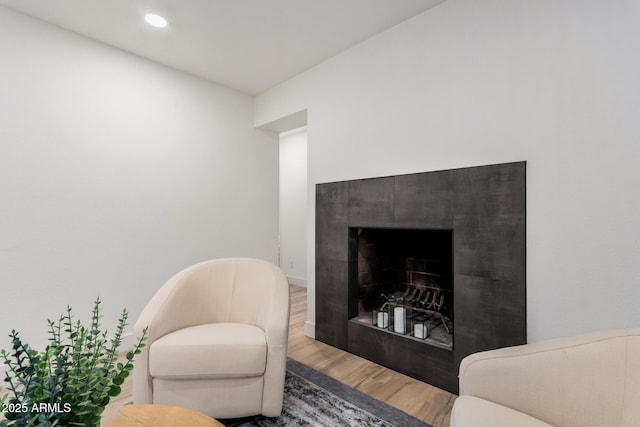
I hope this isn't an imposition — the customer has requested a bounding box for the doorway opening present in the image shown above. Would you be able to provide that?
[278,127,308,288]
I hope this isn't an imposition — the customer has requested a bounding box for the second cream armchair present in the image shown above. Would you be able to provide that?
[451,328,640,427]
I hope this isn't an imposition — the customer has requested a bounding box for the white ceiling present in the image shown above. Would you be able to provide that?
[0,0,445,95]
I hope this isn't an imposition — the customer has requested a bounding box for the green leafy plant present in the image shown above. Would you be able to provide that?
[0,298,147,427]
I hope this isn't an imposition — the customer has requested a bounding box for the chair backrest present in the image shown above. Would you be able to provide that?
[174,258,288,329]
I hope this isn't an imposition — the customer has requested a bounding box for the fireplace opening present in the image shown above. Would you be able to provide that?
[348,227,454,350]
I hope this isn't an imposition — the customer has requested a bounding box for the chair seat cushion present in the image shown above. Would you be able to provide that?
[149,323,267,379]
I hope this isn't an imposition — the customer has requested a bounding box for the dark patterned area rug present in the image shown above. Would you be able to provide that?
[220,359,432,427]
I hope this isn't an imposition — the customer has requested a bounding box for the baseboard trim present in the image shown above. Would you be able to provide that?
[287,275,307,288]
[304,321,316,339]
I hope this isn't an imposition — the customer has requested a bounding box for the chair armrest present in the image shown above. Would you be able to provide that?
[133,264,204,404]
[257,264,290,416]
[134,267,204,344]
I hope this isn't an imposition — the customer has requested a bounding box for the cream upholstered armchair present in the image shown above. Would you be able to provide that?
[451,328,640,427]
[133,258,290,419]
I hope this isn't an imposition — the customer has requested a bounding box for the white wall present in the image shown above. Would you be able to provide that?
[255,0,640,343]
[0,6,279,351]
[279,128,308,286]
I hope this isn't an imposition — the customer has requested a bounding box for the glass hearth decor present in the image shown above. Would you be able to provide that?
[412,315,429,339]
[372,293,412,334]
[372,308,389,328]
[387,292,411,335]
[373,289,449,337]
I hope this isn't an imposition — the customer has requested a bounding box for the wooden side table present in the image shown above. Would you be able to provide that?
[104,404,225,427]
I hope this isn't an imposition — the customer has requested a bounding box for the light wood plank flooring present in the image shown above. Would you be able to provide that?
[102,285,456,426]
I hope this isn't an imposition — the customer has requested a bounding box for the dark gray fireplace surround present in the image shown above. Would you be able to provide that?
[315,162,526,393]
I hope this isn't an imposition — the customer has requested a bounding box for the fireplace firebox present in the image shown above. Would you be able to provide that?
[349,227,454,349]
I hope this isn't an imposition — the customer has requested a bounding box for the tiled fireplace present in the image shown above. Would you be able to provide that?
[316,162,526,393]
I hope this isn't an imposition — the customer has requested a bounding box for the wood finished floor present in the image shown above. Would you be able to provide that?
[102,285,456,426]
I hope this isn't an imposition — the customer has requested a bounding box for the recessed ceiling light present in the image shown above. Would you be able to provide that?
[144,13,168,28]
